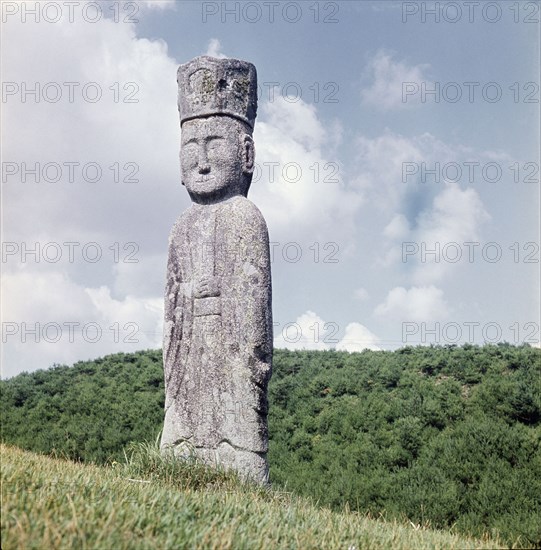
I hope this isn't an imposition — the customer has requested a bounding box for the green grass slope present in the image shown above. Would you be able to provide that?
[1,443,508,550]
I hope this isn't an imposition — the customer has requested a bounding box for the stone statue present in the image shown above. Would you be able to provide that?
[161,56,273,485]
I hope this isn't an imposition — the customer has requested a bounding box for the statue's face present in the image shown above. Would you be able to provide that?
[181,116,244,201]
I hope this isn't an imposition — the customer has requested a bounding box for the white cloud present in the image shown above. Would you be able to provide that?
[409,182,490,284]
[352,130,492,283]
[379,181,490,283]
[361,50,431,111]
[274,310,330,351]
[260,97,325,150]
[352,130,453,210]
[1,270,163,378]
[274,311,380,353]
[2,11,179,375]
[336,323,381,352]
[252,97,363,243]
[375,285,449,323]
[383,214,410,240]
[2,12,181,244]
[205,38,228,59]
[2,12,367,375]
[417,182,489,244]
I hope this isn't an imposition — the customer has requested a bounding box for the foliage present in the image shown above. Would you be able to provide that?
[1,344,540,546]
[1,350,164,463]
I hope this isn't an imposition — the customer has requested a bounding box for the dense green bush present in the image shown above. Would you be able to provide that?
[1,350,164,463]
[1,344,540,545]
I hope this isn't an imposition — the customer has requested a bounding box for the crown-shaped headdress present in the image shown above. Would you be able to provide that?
[177,56,258,129]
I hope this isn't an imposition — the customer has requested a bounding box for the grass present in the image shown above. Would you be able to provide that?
[1,441,512,550]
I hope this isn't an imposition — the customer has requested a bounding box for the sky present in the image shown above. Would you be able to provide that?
[1,0,540,378]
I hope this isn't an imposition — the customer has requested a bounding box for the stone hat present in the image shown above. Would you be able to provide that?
[177,56,258,129]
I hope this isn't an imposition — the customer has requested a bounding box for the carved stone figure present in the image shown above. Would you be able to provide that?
[161,56,272,485]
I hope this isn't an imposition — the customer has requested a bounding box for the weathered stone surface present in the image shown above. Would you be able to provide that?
[161,56,272,485]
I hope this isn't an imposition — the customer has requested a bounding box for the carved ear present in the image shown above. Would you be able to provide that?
[241,134,255,175]
[179,150,185,186]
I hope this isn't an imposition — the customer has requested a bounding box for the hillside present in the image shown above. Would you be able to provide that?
[1,443,508,549]
[1,344,540,546]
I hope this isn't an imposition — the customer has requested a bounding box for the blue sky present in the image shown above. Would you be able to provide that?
[2,0,540,377]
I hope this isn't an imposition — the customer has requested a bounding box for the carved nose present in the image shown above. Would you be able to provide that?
[198,148,210,174]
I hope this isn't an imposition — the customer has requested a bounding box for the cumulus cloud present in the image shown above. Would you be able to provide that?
[274,310,331,351]
[409,182,491,284]
[205,38,228,59]
[252,97,363,243]
[352,129,492,284]
[379,181,490,283]
[336,323,381,352]
[375,285,449,323]
[383,214,410,240]
[2,12,366,374]
[356,130,494,334]
[352,130,454,211]
[1,270,163,378]
[416,182,489,243]
[361,50,431,111]
[2,11,181,245]
[274,310,380,353]
[2,11,179,374]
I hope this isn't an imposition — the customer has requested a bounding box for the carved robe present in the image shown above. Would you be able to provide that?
[161,195,272,463]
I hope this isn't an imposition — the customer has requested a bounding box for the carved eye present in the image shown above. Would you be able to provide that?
[207,139,226,154]
[182,143,197,154]
[181,144,197,165]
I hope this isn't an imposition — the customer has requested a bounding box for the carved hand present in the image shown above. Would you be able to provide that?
[194,276,221,298]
